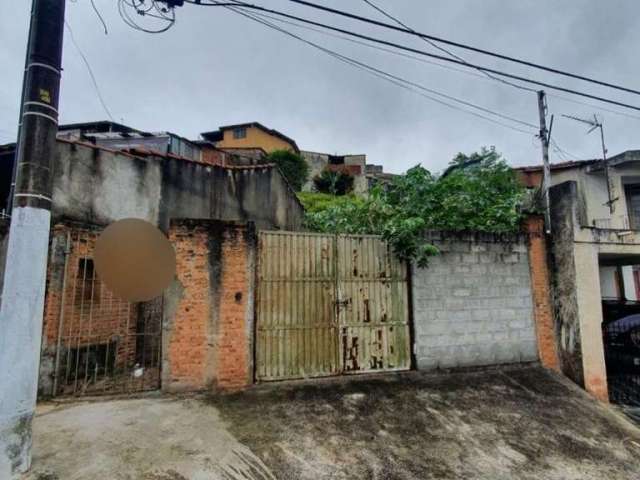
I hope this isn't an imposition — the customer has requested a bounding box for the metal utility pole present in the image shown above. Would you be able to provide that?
[537,90,553,234]
[0,0,66,477]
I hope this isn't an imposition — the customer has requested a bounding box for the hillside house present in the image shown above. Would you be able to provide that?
[516,150,640,403]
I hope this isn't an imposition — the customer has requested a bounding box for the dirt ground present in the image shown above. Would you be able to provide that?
[28,366,640,479]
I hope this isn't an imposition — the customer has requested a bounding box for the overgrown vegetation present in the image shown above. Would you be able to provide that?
[313,169,355,195]
[266,150,309,191]
[297,192,363,214]
[302,147,525,267]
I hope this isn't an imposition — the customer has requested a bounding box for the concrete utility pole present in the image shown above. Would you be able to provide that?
[0,0,66,477]
[537,90,552,234]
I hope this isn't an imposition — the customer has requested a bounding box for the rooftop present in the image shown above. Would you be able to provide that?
[201,121,300,153]
[516,150,640,172]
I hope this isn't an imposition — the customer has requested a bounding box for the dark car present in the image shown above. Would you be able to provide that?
[602,300,640,405]
[603,314,640,374]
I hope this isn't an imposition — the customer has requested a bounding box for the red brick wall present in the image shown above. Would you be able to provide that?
[216,226,253,389]
[164,223,213,391]
[164,219,255,392]
[525,216,560,371]
[200,146,227,166]
[40,224,142,396]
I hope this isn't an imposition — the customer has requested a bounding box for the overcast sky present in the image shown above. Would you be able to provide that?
[1,0,639,174]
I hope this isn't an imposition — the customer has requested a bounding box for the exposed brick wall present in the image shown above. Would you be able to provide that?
[163,219,255,392]
[200,146,227,167]
[524,216,560,371]
[164,222,213,391]
[216,225,254,389]
[39,224,146,397]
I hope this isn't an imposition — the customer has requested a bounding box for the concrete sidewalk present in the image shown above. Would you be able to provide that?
[27,396,275,480]
[27,366,640,479]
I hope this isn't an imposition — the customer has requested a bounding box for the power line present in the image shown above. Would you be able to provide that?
[244,10,537,129]
[286,0,640,97]
[548,92,640,122]
[64,21,115,121]
[248,9,640,124]
[550,138,580,161]
[118,0,176,33]
[360,0,535,93]
[216,2,537,135]
[186,0,640,112]
[90,0,109,35]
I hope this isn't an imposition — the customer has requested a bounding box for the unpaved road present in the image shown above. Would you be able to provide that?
[28,366,640,479]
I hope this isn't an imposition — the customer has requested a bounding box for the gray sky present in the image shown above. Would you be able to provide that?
[1,0,639,174]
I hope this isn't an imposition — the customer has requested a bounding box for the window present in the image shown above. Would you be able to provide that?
[76,258,99,303]
[625,185,640,229]
[232,127,247,139]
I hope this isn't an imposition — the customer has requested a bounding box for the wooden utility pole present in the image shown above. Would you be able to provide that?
[0,0,66,477]
[537,90,552,233]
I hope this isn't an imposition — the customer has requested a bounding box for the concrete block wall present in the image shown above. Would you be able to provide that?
[412,231,538,370]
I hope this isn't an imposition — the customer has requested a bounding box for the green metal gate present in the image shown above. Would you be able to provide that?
[256,231,410,381]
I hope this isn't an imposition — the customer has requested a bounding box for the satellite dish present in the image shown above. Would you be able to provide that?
[94,218,176,302]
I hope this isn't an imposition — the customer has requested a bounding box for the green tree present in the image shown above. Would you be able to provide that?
[266,150,309,191]
[313,169,355,195]
[304,147,524,267]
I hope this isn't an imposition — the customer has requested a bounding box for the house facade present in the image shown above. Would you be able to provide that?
[300,150,395,194]
[517,150,640,402]
[201,122,299,154]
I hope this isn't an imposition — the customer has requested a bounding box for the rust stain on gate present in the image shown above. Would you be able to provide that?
[256,231,410,381]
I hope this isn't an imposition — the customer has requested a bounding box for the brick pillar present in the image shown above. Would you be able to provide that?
[524,216,560,371]
[216,223,255,390]
[164,220,255,392]
[164,222,212,391]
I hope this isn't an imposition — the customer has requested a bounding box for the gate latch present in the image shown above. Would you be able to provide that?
[335,298,351,309]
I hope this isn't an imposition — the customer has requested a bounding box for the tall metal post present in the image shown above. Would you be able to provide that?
[537,90,552,234]
[0,0,66,477]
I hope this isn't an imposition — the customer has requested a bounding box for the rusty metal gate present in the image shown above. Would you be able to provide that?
[256,231,411,381]
[47,228,162,396]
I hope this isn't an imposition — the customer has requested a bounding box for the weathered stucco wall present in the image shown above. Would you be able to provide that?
[51,140,304,231]
[549,182,584,387]
[412,231,538,370]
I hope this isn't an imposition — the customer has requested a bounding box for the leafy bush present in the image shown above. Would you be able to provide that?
[304,147,524,267]
[266,150,309,191]
[313,169,355,195]
[297,192,361,214]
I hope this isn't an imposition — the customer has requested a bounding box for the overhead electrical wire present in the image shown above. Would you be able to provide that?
[118,0,176,33]
[212,2,537,135]
[65,20,115,121]
[243,9,640,125]
[547,92,640,122]
[239,10,537,129]
[90,0,109,35]
[360,0,535,93]
[183,0,640,112]
[286,0,640,97]
[550,138,580,161]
